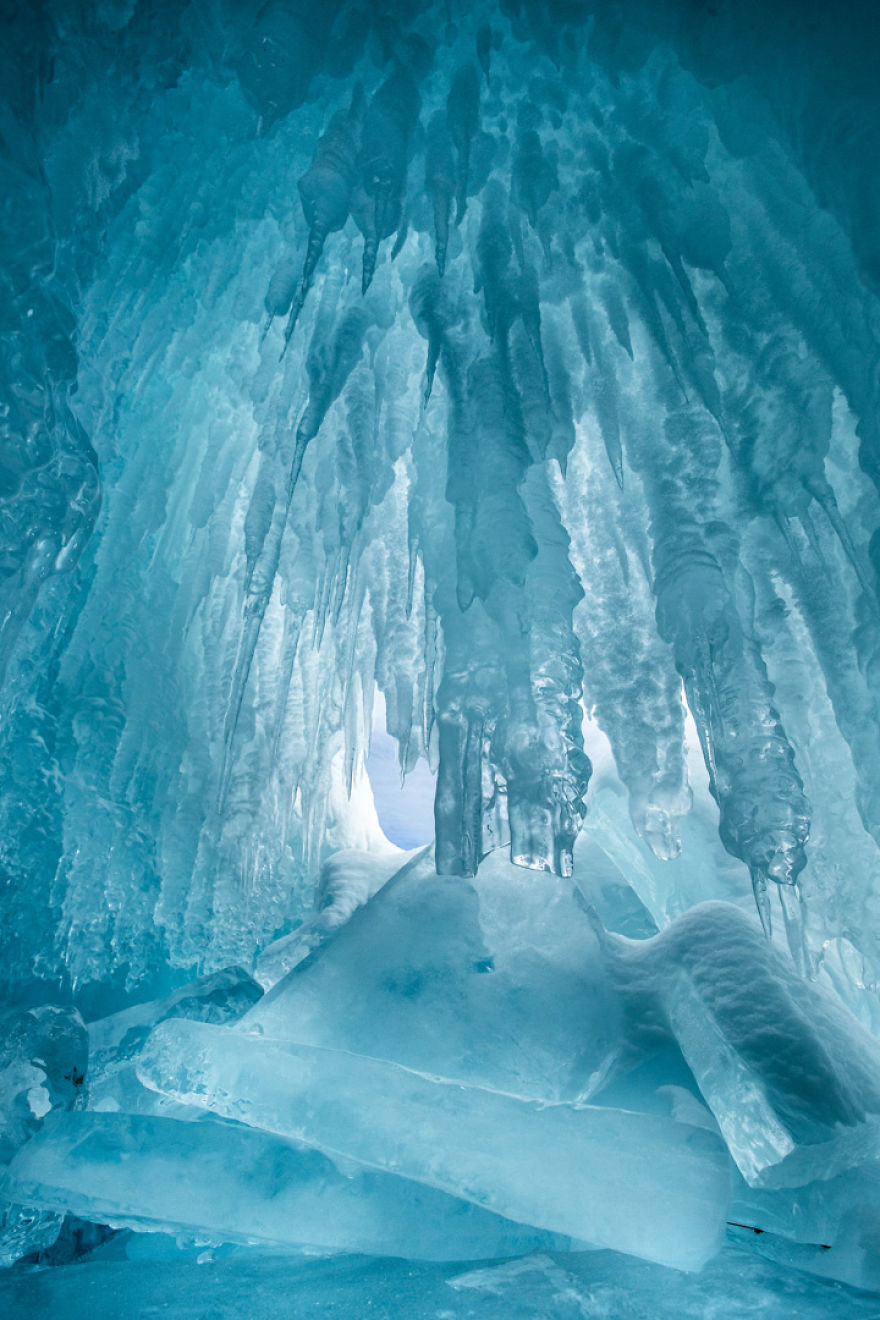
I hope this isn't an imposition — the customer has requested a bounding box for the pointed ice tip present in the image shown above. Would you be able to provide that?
[582,902,607,945]
[456,570,476,612]
[778,881,811,977]
[279,294,305,360]
[751,870,772,939]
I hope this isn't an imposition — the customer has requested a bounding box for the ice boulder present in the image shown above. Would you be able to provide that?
[87,965,262,1118]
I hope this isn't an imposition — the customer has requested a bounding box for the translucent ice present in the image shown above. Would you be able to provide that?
[0,1004,87,1162]
[4,0,880,1310]
[3,1110,582,1261]
[246,847,620,1101]
[3,1240,880,1320]
[0,1004,86,1266]
[4,0,880,996]
[137,1018,731,1271]
[599,902,880,1185]
[254,848,408,990]
[86,966,262,1116]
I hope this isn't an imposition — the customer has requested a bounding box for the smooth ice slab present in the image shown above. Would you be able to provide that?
[254,849,407,990]
[245,848,621,1101]
[601,903,880,1186]
[137,1018,731,1271]
[1,1110,582,1261]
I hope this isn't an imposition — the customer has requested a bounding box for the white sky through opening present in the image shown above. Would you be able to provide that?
[364,690,436,849]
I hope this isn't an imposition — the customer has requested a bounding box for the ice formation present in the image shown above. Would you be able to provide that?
[3,0,880,1314]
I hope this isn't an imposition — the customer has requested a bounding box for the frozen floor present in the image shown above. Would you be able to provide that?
[3,1238,880,1320]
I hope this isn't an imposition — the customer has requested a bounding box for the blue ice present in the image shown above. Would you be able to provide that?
[2,0,880,1314]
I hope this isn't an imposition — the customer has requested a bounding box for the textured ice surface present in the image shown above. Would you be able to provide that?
[4,0,880,1310]
[137,1017,730,1272]
[598,902,880,1185]
[2,1110,582,1261]
[0,1005,87,1163]
[254,848,407,989]
[731,1164,880,1291]
[4,0,880,993]
[0,1005,86,1266]
[86,965,262,1116]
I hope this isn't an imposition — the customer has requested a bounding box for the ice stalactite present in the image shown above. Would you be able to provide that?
[280,89,363,349]
[354,59,423,294]
[1,0,880,1001]
[6,2,880,1309]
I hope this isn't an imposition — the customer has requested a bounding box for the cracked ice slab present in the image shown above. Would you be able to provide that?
[136,1017,730,1272]
[1,1110,581,1262]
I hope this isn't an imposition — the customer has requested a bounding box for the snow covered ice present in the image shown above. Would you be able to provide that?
[4,0,880,1313]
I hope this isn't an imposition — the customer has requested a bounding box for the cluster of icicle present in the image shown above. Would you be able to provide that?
[1,0,880,988]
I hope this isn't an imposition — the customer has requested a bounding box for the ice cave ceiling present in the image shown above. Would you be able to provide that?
[2,0,880,1007]
[7,1,880,1312]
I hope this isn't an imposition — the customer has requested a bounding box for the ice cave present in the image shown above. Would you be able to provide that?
[3,0,880,1314]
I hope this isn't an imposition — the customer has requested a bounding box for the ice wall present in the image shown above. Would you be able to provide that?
[2,0,880,1004]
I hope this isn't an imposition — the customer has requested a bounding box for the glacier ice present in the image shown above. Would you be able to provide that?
[0,1004,86,1266]
[86,964,262,1115]
[595,901,880,1185]
[3,0,880,1312]
[135,1015,730,1271]
[246,847,621,1098]
[3,1109,582,1261]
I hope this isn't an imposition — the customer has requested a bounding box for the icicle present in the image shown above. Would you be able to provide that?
[808,476,876,600]
[476,23,493,85]
[751,869,773,938]
[278,87,363,351]
[447,63,480,223]
[777,881,810,976]
[425,113,454,277]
